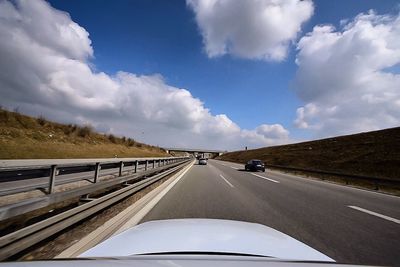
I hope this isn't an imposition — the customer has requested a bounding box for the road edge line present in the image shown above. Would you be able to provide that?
[114,161,194,234]
[55,161,194,258]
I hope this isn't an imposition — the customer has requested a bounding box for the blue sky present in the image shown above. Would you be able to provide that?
[47,0,399,139]
[1,0,399,149]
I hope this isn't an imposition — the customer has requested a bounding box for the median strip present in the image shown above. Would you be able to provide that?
[251,173,280,183]
[219,174,234,188]
[348,206,400,224]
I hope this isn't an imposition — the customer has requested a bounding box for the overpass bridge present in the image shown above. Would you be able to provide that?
[163,147,226,158]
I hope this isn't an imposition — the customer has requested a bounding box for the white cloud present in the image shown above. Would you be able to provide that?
[0,0,290,150]
[187,0,314,61]
[242,124,290,145]
[294,10,400,137]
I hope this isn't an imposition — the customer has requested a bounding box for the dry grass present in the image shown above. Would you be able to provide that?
[218,127,400,181]
[0,108,168,159]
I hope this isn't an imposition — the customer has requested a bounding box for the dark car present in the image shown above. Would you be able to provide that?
[198,158,207,165]
[245,159,265,172]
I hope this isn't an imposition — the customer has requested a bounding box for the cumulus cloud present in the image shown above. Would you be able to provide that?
[187,0,314,61]
[0,0,290,150]
[242,124,290,145]
[294,10,400,137]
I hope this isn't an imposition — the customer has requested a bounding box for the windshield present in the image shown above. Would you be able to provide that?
[0,0,399,266]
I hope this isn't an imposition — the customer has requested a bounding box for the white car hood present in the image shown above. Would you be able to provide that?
[80,219,333,262]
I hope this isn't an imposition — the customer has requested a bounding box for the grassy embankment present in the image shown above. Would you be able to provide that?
[0,108,168,159]
[218,127,400,192]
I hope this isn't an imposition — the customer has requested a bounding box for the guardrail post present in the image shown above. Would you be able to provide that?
[152,160,155,169]
[94,163,101,183]
[135,161,138,173]
[158,159,161,167]
[145,160,148,171]
[48,165,57,194]
[119,161,124,177]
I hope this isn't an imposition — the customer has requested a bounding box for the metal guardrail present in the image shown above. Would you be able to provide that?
[0,157,190,221]
[0,160,192,260]
[0,157,188,195]
[264,163,400,190]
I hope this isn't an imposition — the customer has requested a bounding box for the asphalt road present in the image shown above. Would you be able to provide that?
[141,159,400,266]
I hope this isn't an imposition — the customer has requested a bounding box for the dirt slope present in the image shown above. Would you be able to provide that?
[218,127,400,180]
[0,108,168,159]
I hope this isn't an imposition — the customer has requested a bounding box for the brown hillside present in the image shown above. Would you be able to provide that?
[218,127,400,180]
[0,108,168,159]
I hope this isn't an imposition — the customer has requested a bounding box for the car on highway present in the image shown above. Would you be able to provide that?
[245,159,265,172]
[0,218,389,267]
[77,219,334,259]
[198,158,207,165]
[0,219,339,267]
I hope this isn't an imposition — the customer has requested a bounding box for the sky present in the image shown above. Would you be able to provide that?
[0,0,399,150]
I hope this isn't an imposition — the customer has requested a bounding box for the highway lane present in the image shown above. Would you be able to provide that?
[141,159,400,266]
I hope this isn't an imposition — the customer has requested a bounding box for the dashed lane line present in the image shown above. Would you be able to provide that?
[348,206,400,225]
[219,174,234,188]
[251,173,280,183]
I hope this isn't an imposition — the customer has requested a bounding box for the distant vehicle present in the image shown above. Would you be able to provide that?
[245,159,265,172]
[199,158,207,165]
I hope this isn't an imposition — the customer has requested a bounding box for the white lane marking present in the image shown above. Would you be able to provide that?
[57,161,195,257]
[348,206,400,224]
[113,162,195,232]
[213,160,238,169]
[251,173,280,183]
[219,174,234,188]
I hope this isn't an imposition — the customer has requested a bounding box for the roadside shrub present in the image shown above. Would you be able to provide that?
[31,131,45,140]
[77,125,93,137]
[37,115,47,126]
[108,134,116,143]
[0,109,10,123]
[62,124,74,135]
[12,108,29,128]
[71,124,78,133]
[127,138,135,147]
